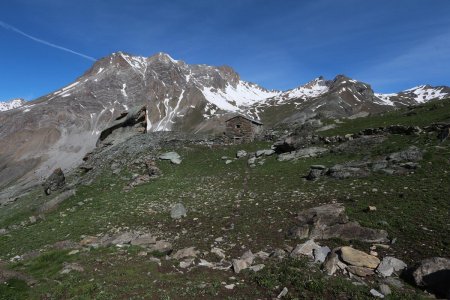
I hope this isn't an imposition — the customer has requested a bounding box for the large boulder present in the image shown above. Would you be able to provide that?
[319,221,389,243]
[43,168,65,195]
[291,203,389,243]
[413,257,450,298]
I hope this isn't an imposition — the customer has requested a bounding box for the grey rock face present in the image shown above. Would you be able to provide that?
[170,203,187,219]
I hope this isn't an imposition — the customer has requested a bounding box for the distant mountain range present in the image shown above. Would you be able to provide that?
[0,51,449,191]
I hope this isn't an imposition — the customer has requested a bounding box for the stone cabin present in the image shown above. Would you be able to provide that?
[225,115,263,143]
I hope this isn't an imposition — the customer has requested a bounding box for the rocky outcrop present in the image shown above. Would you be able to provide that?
[96,106,147,147]
[43,168,66,195]
[288,203,389,243]
[304,146,424,181]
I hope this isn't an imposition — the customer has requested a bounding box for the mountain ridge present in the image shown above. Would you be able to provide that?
[0,51,448,194]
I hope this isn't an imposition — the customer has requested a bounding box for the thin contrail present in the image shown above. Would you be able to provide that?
[0,20,96,61]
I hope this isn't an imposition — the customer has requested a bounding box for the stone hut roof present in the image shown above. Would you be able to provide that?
[225,115,263,125]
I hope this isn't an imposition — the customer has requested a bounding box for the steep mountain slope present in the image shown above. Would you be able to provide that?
[0,51,448,194]
[0,98,25,112]
[0,52,277,191]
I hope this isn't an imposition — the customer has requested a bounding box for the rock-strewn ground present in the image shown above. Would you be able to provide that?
[0,100,449,299]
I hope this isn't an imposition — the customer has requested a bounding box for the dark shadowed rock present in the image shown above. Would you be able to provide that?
[413,257,450,298]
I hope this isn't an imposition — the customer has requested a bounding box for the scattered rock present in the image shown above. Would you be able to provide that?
[376,256,407,277]
[211,247,226,259]
[248,264,265,272]
[323,249,340,275]
[347,265,374,277]
[146,160,162,177]
[232,259,248,274]
[256,149,275,157]
[39,189,76,213]
[225,160,233,165]
[179,258,195,269]
[379,284,392,296]
[290,239,320,259]
[247,156,256,165]
[236,150,247,158]
[306,167,327,181]
[232,250,255,273]
[270,248,287,260]
[255,251,270,260]
[413,257,450,298]
[369,288,385,298]
[130,233,157,246]
[339,247,380,269]
[110,231,139,245]
[277,147,328,161]
[60,262,84,274]
[319,221,389,243]
[171,203,187,219]
[286,225,309,239]
[314,246,331,263]
[172,247,199,260]
[277,287,288,298]
[159,152,182,164]
[224,283,235,290]
[148,240,173,254]
[367,206,377,212]
[387,146,423,163]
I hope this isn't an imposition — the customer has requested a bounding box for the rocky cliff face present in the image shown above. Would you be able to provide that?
[0,51,448,193]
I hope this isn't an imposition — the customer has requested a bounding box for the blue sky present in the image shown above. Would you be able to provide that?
[0,0,449,101]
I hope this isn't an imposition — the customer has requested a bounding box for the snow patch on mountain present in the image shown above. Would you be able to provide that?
[0,98,26,112]
[201,81,279,113]
[404,85,449,103]
[281,78,329,100]
[374,93,396,106]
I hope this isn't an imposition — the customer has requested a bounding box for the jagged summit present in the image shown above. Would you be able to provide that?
[0,52,449,191]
